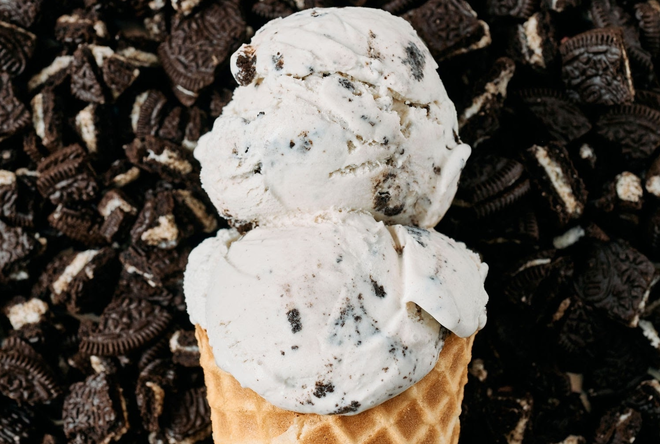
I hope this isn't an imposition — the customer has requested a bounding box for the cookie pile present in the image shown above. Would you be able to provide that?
[0,0,658,443]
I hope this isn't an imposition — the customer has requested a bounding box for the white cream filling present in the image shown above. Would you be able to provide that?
[169,330,200,354]
[28,56,73,92]
[31,93,46,140]
[0,169,16,186]
[533,145,581,216]
[140,215,179,248]
[579,144,595,160]
[646,176,660,197]
[75,104,98,154]
[459,61,515,126]
[615,172,643,203]
[112,167,141,187]
[147,148,193,174]
[99,196,136,217]
[7,298,49,330]
[521,14,545,68]
[52,250,101,295]
[553,226,585,249]
[131,91,150,133]
[640,320,660,349]
[175,190,217,233]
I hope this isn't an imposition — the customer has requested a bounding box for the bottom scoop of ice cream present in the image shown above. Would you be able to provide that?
[185,211,488,415]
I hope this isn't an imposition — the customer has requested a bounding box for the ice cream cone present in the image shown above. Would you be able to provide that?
[195,325,475,444]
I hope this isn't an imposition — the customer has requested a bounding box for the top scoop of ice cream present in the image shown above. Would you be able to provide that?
[185,211,488,415]
[195,7,470,228]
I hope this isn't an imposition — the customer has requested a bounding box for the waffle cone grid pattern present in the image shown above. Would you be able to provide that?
[196,325,475,444]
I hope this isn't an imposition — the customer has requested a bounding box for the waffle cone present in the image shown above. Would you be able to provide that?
[195,325,475,444]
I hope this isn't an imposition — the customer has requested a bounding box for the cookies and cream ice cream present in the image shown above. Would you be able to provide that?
[185,7,488,418]
[186,211,487,414]
[195,7,470,229]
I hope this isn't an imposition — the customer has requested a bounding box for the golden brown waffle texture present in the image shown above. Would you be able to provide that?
[196,325,475,444]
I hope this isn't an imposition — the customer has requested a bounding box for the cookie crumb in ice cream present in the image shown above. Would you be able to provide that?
[286,308,302,333]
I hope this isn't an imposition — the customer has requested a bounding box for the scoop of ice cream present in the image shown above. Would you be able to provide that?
[185,211,488,415]
[195,7,470,228]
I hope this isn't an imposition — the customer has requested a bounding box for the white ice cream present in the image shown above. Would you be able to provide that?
[195,7,470,228]
[185,211,488,415]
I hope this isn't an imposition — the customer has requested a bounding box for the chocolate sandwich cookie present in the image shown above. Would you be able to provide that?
[62,373,129,444]
[573,240,655,327]
[0,398,36,443]
[47,204,105,246]
[590,0,654,72]
[510,10,558,70]
[455,153,531,219]
[0,169,38,228]
[635,1,660,58]
[54,9,108,47]
[30,88,63,151]
[0,337,61,405]
[0,73,30,142]
[27,56,73,94]
[158,1,246,105]
[594,104,660,167]
[405,0,491,61]
[125,136,199,184]
[70,45,107,104]
[43,247,119,313]
[459,57,516,147]
[136,358,177,432]
[0,20,36,77]
[515,89,591,145]
[486,0,538,19]
[0,0,42,29]
[251,0,296,21]
[0,219,42,285]
[97,189,138,243]
[79,296,172,356]
[169,329,201,367]
[560,28,634,105]
[525,144,587,227]
[36,144,98,205]
[159,386,212,444]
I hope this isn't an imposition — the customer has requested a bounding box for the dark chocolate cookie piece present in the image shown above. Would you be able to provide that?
[485,388,534,444]
[455,153,530,218]
[102,54,140,100]
[74,104,117,161]
[119,244,189,288]
[131,189,181,250]
[0,0,42,28]
[593,171,644,213]
[79,296,172,356]
[560,28,634,105]
[591,0,654,72]
[502,250,559,307]
[47,204,104,246]
[0,170,38,229]
[487,0,537,18]
[516,89,591,144]
[252,0,296,20]
[62,373,129,444]
[54,10,108,47]
[0,399,36,444]
[161,386,211,444]
[0,73,30,141]
[635,1,660,58]
[115,268,180,308]
[102,159,141,188]
[97,189,138,243]
[209,87,233,118]
[509,10,558,70]
[594,105,660,166]
[0,219,39,283]
[158,1,246,106]
[27,55,73,94]
[71,45,107,104]
[30,88,63,151]
[573,240,654,327]
[46,247,119,313]
[125,136,199,183]
[636,89,660,110]
[170,330,200,367]
[136,358,176,432]
[405,0,491,61]
[0,21,36,77]
[36,144,99,205]
[132,90,169,138]
[554,297,609,367]
[0,337,61,405]
[526,144,587,226]
[458,57,516,147]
